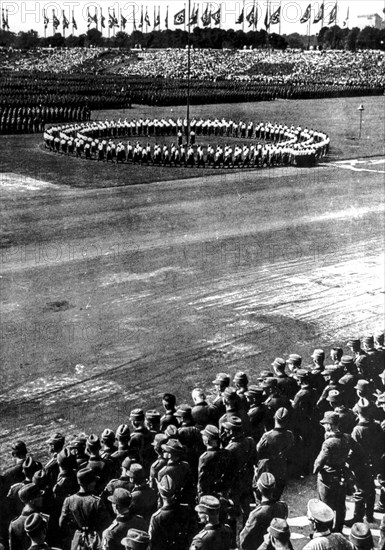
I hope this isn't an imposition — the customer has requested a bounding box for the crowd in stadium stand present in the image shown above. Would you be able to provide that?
[43,117,330,168]
[0,333,385,550]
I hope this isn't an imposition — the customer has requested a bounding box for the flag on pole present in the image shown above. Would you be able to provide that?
[43,9,49,29]
[189,4,199,25]
[2,8,10,30]
[113,9,119,26]
[236,7,244,24]
[313,3,324,23]
[174,8,185,25]
[165,5,169,28]
[92,8,98,25]
[246,5,255,26]
[87,7,93,27]
[201,5,211,26]
[300,3,311,23]
[264,2,270,29]
[72,10,77,29]
[154,6,160,27]
[62,10,69,29]
[100,9,105,28]
[211,6,221,25]
[328,3,337,24]
[269,5,280,25]
[343,7,349,26]
[144,7,151,26]
[53,10,60,30]
[121,13,127,29]
[138,6,143,28]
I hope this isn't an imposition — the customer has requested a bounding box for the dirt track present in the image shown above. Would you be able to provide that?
[1,147,384,465]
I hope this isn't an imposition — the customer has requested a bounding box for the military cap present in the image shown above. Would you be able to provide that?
[320,411,340,425]
[326,390,342,403]
[354,380,370,391]
[245,385,264,397]
[275,407,290,422]
[151,434,168,447]
[19,483,43,504]
[201,425,220,439]
[101,429,115,442]
[311,349,325,359]
[145,409,161,421]
[121,529,150,549]
[116,424,130,439]
[340,355,354,367]
[157,474,176,497]
[12,440,27,454]
[130,409,145,421]
[163,438,184,454]
[57,448,75,469]
[257,472,276,491]
[47,432,65,445]
[286,354,302,365]
[321,365,339,376]
[233,371,248,383]
[86,434,101,450]
[356,398,371,416]
[164,425,178,438]
[271,358,286,370]
[127,463,145,481]
[69,433,87,448]
[269,518,290,542]
[24,513,47,534]
[195,495,220,513]
[348,338,361,349]
[32,470,49,488]
[257,371,274,381]
[349,522,373,548]
[222,416,243,430]
[362,335,374,349]
[223,386,238,400]
[307,498,334,524]
[212,373,230,385]
[108,487,132,507]
[175,404,192,417]
[262,377,278,389]
[76,468,99,486]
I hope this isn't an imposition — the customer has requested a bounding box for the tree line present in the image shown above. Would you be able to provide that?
[0,25,384,51]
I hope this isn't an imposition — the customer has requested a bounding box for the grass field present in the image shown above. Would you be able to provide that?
[0,95,384,537]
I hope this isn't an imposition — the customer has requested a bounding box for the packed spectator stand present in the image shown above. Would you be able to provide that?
[0,332,385,550]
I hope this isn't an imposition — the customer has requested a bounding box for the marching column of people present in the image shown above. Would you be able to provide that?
[0,332,384,550]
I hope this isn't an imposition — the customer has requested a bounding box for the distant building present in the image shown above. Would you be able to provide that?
[355,13,384,30]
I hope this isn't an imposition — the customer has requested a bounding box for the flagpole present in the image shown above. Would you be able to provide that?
[242,0,245,32]
[132,5,135,32]
[308,15,310,48]
[333,0,338,49]
[63,11,65,38]
[52,9,54,35]
[279,0,282,35]
[108,8,110,39]
[186,0,191,145]
[44,9,46,38]
[321,2,324,27]
[255,1,258,31]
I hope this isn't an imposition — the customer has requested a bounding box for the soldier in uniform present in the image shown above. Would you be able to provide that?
[122,529,150,550]
[240,473,288,550]
[127,464,157,527]
[292,369,317,475]
[303,499,352,550]
[191,389,213,430]
[338,356,359,409]
[210,373,231,422]
[313,411,352,532]
[148,435,168,492]
[190,496,232,550]
[158,439,195,506]
[257,518,293,550]
[100,430,118,461]
[24,512,62,550]
[149,475,194,550]
[348,398,384,524]
[256,408,294,500]
[145,411,161,439]
[271,358,298,401]
[349,523,374,550]
[233,372,249,412]
[326,390,356,435]
[197,425,231,498]
[111,425,133,467]
[9,484,45,550]
[44,433,65,489]
[1,441,28,497]
[246,386,270,444]
[262,378,292,420]
[100,488,147,550]
[59,468,109,550]
[129,409,154,476]
[160,394,179,432]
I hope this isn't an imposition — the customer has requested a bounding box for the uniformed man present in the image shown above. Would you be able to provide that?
[44,433,65,488]
[129,409,154,476]
[100,488,147,550]
[338,356,359,409]
[190,495,232,550]
[271,358,298,401]
[292,369,317,475]
[9,483,45,550]
[175,404,204,478]
[233,372,249,411]
[101,430,118,461]
[348,398,384,524]
[121,529,150,550]
[158,439,195,506]
[219,387,252,436]
[86,434,115,494]
[246,386,271,444]
[262,378,292,419]
[1,441,28,497]
[127,464,157,527]
[111,425,134,467]
[197,425,231,498]
[23,512,61,550]
[240,473,288,550]
[349,522,374,550]
[160,394,179,432]
[256,408,294,500]
[7,457,43,519]
[145,411,161,439]
[302,499,352,550]
[148,435,168,492]
[149,475,194,550]
[326,390,356,435]
[257,518,293,550]
[210,373,231,422]
[313,411,352,532]
[191,389,214,430]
